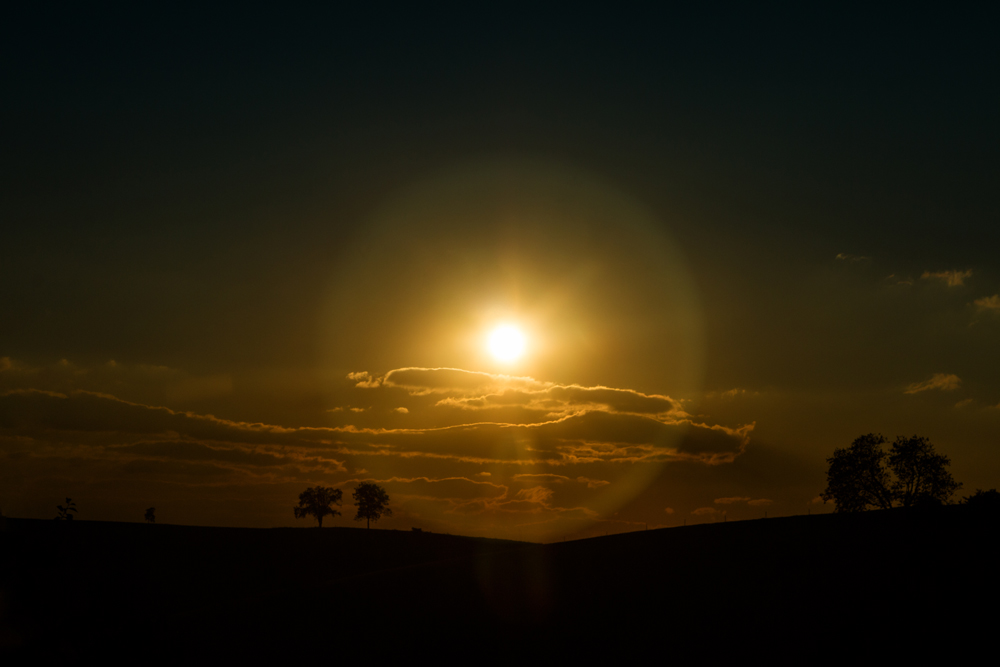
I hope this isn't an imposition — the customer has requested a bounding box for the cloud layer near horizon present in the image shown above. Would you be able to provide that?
[0,364,752,540]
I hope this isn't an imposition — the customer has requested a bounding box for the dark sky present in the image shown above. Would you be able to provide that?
[2,6,998,539]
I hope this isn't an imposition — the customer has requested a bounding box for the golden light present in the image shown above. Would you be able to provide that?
[322,158,707,541]
[488,325,526,362]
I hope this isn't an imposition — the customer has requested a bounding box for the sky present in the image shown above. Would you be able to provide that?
[2,6,998,541]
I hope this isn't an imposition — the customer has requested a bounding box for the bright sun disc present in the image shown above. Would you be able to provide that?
[488,325,526,362]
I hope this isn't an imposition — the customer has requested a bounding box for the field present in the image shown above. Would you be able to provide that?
[2,507,994,661]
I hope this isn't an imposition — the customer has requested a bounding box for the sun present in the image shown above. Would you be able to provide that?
[488,325,526,362]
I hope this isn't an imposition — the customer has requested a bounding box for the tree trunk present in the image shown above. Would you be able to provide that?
[317,515,323,528]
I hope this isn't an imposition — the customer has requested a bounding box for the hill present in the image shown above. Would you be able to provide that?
[2,507,995,660]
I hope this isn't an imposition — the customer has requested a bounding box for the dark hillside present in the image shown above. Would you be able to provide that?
[3,507,995,660]
[0,520,521,657]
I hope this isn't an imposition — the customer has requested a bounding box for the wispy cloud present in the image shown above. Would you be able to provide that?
[884,274,914,286]
[904,373,961,394]
[347,371,381,388]
[973,294,1000,315]
[921,269,972,287]
[513,473,570,484]
[691,507,721,516]
[836,253,871,263]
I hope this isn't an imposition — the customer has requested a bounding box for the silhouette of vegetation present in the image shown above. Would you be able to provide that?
[353,482,392,528]
[821,434,961,512]
[293,486,342,527]
[54,497,77,521]
[961,488,1000,509]
[145,507,156,523]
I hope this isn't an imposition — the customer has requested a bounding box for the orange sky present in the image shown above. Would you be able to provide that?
[2,6,998,541]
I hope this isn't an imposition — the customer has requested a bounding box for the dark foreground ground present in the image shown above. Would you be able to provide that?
[2,506,996,661]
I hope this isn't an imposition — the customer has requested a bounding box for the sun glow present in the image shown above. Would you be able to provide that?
[488,325,526,362]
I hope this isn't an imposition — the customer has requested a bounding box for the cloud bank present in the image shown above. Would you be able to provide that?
[0,364,753,541]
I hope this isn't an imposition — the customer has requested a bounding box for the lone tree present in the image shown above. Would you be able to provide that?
[54,498,77,521]
[145,507,156,523]
[821,434,961,512]
[293,486,342,527]
[353,482,392,528]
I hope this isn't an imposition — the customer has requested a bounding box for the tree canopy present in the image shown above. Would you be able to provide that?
[821,434,961,512]
[293,486,342,527]
[961,488,1000,509]
[353,482,392,529]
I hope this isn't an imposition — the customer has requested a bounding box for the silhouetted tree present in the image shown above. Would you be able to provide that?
[821,434,961,512]
[961,488,1000,509]
[55,498,77,521]
[145,507,156,523]
[293,486,342,527]
[353,482,392,528]
[888,436,961,507]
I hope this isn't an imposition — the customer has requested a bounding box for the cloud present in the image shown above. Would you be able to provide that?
[347,371,381,388]
[0,389,298,445]
[904,373,961,394]
[973,294,1000,315]
[691,507,721,516]
[0,374,751,472]
[747,498,772,506]
[394,407,409,414]
[836,253,871,263]
[512,473,570,484]
[357,367,687,418]
[381,367,540,395]
[714,496,751,504]
[514,486,554,505]
[921,269,972,287]
[663,507,674,514]
[110,440,342,470]
[330,368,750,465]
[0,364,755,540]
